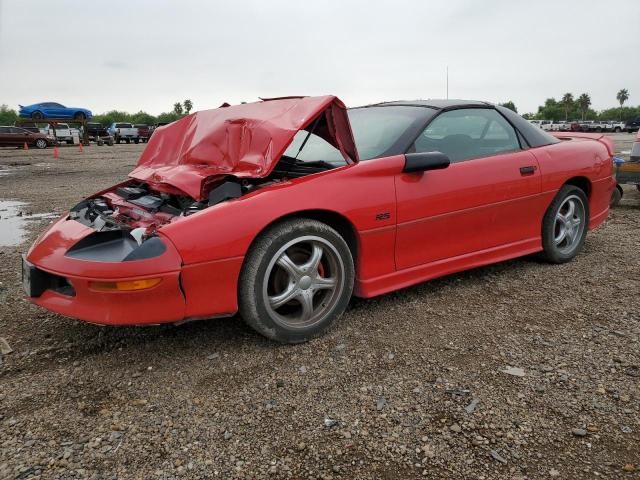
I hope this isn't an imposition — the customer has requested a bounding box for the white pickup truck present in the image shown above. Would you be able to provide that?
[529,120,554,131]
[41,123,73,144]
[107,122,140,144]
[607,121,626,133]
[551,121,571,132]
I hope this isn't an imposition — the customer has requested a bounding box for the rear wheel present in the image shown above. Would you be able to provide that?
[34,138,47,149]
[115,137,121,144]
[134,138,139,144]
[540,185,589,264]
[239,219,354,343]
[614,127,621,133]
[31,111,44,120]
[125,138,130,144]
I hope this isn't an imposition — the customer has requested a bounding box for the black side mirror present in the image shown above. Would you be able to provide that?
[403,151,450,173]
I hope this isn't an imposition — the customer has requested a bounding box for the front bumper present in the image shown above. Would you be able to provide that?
[23,215,243,326]
[24,258,185,325]
[24,215,186,325]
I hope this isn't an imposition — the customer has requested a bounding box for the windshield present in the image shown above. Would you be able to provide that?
[347,106,434,160]
[283,131,346,166]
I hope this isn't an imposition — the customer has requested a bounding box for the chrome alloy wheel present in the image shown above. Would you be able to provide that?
[262,235,345,329]
[553,194,586,254]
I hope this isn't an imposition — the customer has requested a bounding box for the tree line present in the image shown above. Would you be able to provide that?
[517,89,636,122]
[1,91,638,127]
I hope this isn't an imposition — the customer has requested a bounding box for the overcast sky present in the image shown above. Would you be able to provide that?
[1,0,638,116]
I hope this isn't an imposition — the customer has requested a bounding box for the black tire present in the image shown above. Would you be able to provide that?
[540,185,590,264]
[239,219,355,343]
[34,138,47,149]
[615,127,621,133]
[31,111,43,120]
[610,185,623,207]
[74,112,86,121]
[125,138,131,144]
[116,137,121,144]
[134,138,139,144]
[66,140,73,145]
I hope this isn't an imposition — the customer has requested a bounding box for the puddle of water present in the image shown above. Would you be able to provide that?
[0,201,58,247]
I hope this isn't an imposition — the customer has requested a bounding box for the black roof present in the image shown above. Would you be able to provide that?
[361,99,492,109]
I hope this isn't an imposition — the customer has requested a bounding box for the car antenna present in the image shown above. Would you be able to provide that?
[294,115,322,160]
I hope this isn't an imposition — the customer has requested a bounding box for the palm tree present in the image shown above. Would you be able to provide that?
[561,93,574,120]
[577,93,591,120]
[616,89,629,107]
[616,89,629,119]
[183,99,193,115]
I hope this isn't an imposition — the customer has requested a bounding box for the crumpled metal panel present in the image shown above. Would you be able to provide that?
[129,96,358,200]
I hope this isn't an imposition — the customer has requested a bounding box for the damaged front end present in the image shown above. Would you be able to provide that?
[65,178,246,261]
[22,95,359,326]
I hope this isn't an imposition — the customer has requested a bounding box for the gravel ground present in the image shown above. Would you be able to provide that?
[0,134,639,479]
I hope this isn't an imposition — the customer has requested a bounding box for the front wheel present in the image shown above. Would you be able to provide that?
[74,112,86,121]
[31,111,44,120]
[540,185,589,264]
[239,219,354,343]
[614,127,621,133]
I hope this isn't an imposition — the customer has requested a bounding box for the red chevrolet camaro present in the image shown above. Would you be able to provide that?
[23,96,615,343]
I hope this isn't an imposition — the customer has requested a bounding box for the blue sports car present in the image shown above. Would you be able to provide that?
[18,102,92,121]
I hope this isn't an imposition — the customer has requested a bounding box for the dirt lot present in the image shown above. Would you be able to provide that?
[0,135,639,479]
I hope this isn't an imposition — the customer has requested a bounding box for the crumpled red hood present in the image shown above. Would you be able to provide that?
[129,95,358,200]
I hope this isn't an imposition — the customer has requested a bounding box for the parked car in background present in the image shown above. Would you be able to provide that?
[609,121,625,133]
[44,123,73,144]
[22,96,615,343]
[625,117,640,133]
[569,121,582,132]
[578,121,595,132]
[19,102,92,121]
[0,126,55,149]
[107,122,140,144]
[529,120,553,131]
[135,124,151,142]
[551,121,571,132]
[148,122,171,140]
[83,123,114,146]
[540,120,553,131]
[14,122,41,133]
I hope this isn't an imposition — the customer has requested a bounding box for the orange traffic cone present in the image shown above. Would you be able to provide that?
[53,146,59,159]
[23,142,29,150]
[78,143,84,152]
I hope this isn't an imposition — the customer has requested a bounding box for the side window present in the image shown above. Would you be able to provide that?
[412,108,521,163]
[0,127,10,134]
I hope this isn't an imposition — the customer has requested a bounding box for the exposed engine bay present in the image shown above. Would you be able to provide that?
[69,155,337,239]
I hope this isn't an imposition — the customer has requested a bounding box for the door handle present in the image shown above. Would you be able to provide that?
[519,165,537,175]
